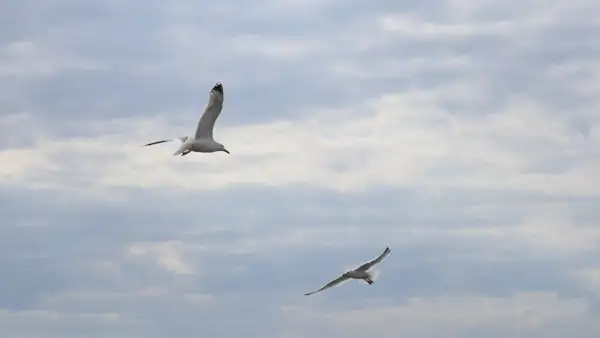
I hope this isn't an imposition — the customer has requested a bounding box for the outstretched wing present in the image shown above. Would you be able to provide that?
[194,82,224,140]
[304,274,350,296]
[143,136,188,147]
[356,247,391,271]
[143,140,172,147]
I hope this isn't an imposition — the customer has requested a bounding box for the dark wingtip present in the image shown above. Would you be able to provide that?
[212,82,223,93]
[143,140,168,147]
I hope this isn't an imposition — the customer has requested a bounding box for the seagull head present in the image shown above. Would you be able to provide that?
[217,143,230,154]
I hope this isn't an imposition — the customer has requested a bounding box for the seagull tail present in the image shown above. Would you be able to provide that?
[370,269,381,281]
[173,143,190,156]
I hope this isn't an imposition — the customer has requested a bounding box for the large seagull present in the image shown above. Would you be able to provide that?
[144,82,230,156]
[304,247,391,296]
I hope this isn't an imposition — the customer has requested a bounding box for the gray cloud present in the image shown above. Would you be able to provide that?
[2,0,595,130]
[2,185,600,336]
[2,0,600,337]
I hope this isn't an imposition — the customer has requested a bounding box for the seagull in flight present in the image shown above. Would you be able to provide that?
[304,246,391,296]
[143,82,230,156]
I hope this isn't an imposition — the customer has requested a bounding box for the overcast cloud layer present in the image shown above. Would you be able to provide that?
[1,0,600,337]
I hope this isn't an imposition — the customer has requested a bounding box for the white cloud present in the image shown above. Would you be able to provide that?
[1,81,598,197]
[380,15,514,38]
[285,292,597,338]
[2,0,600,337]
[575,267,600,297]
[377,0,586,40]
[127,241,196,275]
[227,35,325,59]
[0,40,106,78]
[0,309,124,338]
[510,215,600,257]
[329,54,473,79]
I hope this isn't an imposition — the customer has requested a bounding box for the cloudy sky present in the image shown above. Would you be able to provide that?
[2,0,600,337]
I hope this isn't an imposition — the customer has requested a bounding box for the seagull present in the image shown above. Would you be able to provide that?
[304,246,391,296]
[143,82,230,156]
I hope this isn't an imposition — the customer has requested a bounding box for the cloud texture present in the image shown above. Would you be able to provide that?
[1,0,600,337]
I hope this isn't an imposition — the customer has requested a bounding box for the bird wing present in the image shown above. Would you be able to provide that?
[356,247,391,271]
[143,140,172,147]
[304,274,350,296]
[143,136,188,147]
[194,82,224,140]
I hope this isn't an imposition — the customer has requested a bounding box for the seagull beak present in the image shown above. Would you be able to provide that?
[223,149,230,154]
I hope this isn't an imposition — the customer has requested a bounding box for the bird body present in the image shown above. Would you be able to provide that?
[173,137,227,156]
[304,247,391,296]
[144,82,230,156]
[343,269,372,279]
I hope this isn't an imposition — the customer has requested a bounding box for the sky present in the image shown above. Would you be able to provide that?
[1,0,600,337]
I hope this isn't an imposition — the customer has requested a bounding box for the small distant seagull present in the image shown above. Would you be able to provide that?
[304,247,391,296]
[143,82,230,156]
